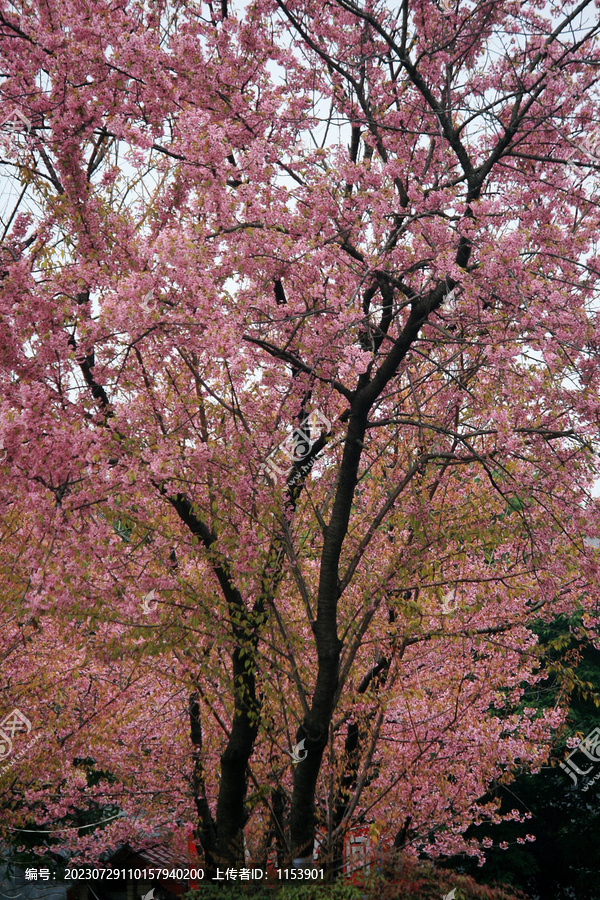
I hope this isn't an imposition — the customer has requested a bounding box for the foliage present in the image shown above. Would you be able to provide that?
[185,859,531,900]
[185,882,363,900]
[453,614,600,899]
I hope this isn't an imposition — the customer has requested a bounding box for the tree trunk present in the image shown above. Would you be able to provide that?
[214,644,260,865]
[289,408,369,860]
[189,650,260,871]
[189,692,218,875]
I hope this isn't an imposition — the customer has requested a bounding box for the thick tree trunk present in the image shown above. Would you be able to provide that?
[189,648,260,870]
[289,408,368,860]
[214,644,260,865]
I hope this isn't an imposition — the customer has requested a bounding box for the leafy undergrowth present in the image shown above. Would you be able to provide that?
[347,855,532,900]
[186,858,531,900]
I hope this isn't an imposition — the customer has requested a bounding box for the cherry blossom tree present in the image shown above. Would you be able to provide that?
[2,0,600,874]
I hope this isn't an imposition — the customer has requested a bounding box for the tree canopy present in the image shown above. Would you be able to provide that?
[1,0,600,875]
